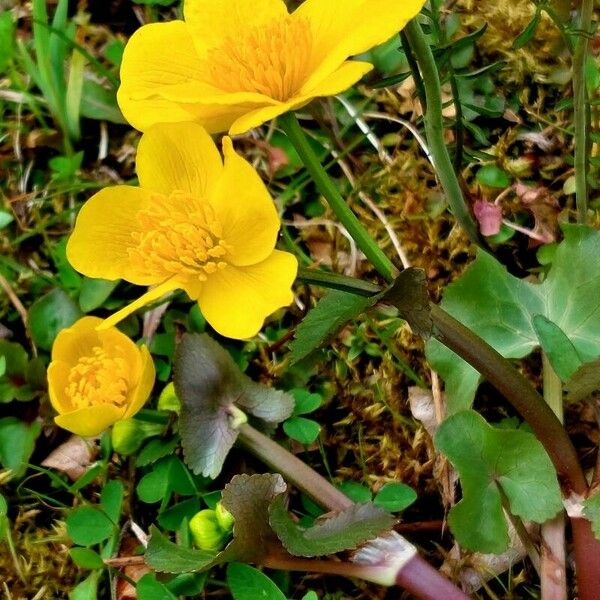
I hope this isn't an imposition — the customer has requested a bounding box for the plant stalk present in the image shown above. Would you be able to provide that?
[279,112,398,282]
[264,552,470,600]
[237,424,469,599]
[403,20,485,249]
[572,0,594,224]
[540,355,567,600]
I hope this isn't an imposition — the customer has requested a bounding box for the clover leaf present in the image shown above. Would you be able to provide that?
[426,225,600,413]
[175,335,294,478]
[435,411,562,553]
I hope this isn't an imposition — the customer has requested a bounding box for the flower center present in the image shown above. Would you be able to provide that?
[206,15,312,101]
[129,191,230,282]
[66,347,129,410]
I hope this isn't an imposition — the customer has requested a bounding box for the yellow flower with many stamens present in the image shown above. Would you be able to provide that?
[48,317,155,437]
[117,0,426,135]
[66,122,297,339]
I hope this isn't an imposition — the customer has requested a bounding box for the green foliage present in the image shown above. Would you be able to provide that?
[373,483,417,512]
[435,411,562,553]
[28,288,82,351]
[78,278,118,313]
[427,225,600,412]
[137,456,196,504]
[0,11,15,73]
[283,417,321,445]
[0,341,44,403]
[564,358,600,403]
[583,493,600,540]
[175,334,293,478]
[226,563,287,600]
[476,164,511,188]
[289,290,374,364]
[268,496,395,557]
[136,574,178,600]
[69,547,105,570]
[66,507,115,547]
[0,418,41,478]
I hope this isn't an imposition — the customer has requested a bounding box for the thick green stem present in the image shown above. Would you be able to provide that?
[237,423,353,512]
[573,0,594,224]
[540,355,567,600]
[403,20,485,249]
[279,112,398,282]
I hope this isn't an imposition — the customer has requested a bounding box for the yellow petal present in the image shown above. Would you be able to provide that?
[50,316,103,363]
[123,346,156,419]
[55,405,126,438]
[198,250,297,339]
[47,361,74,413]
[67,186,156,285]
[97,280,179,331]
[295,0,425,90]
[209,138,280,266]
[137,122,223,198]
[228,98,308,135]
[184,0,288,56]
[300,61,374,97]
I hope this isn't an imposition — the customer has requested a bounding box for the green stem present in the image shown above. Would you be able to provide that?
[573,0,594,224]
[403,20,485,249]
[400,31,426,111]
[237,423,353,512]
[540,355,567,600]
[279,112,398,282]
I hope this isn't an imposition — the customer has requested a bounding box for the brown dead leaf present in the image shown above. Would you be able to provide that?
[514,182,560,245]
[41,436,95,481]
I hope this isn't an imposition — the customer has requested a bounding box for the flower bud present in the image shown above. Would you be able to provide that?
[215,502,235,533]
[189,509,228,552]
[111,418,163,456]
[157,382,181,414]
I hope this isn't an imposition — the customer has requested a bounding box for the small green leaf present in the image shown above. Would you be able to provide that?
[29,288,82,351]
[301,593,319,600]
[226,563,287,600]
[158,498,201,531]
[289,290,374,364]
[513,9,541,49]
[0,493,8,540]
[0,418,41,478]
[476,165,511,188]
[66,507,115,546]
[290,389,322,416]
[533,315,583,381]
[373,483,417,512]
[283,417,321,445]
[79,278,118,312]
[584,493,600,540]
[69,547,105,570]
[337,482,372,503]
[136,573,178,600]
[137,456,196,504]
[0,211,14,229]
[269,497,395,557]
[80,79,126,124]
[101,480,123,523]
[435,411,562,553]
[175,335,293,479]
[145,526,217,573]
[0,11,15,72]
[69,572,99,600]
[137,437,179,467]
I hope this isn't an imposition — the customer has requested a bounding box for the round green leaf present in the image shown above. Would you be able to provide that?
[226,563,287,600]
[69,547,105,569]
[28,288,82,351]
[66,507,114,546]
[374,483,417,512]
[476,164,511,188]
[283,417,320,445]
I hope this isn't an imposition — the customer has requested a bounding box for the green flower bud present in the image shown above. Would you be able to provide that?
[157,382,181,414]
[189,509,228,552]
[111,419,163,456]
[215,502,235,533]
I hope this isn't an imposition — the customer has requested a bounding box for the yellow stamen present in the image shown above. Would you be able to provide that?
[128,191,231,282]
[65,346,129,410]
[205,15,312,101]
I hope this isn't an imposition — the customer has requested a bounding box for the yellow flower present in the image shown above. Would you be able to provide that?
[48,317,155,437]
[117,0,426,135]
[66,122,297,339]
